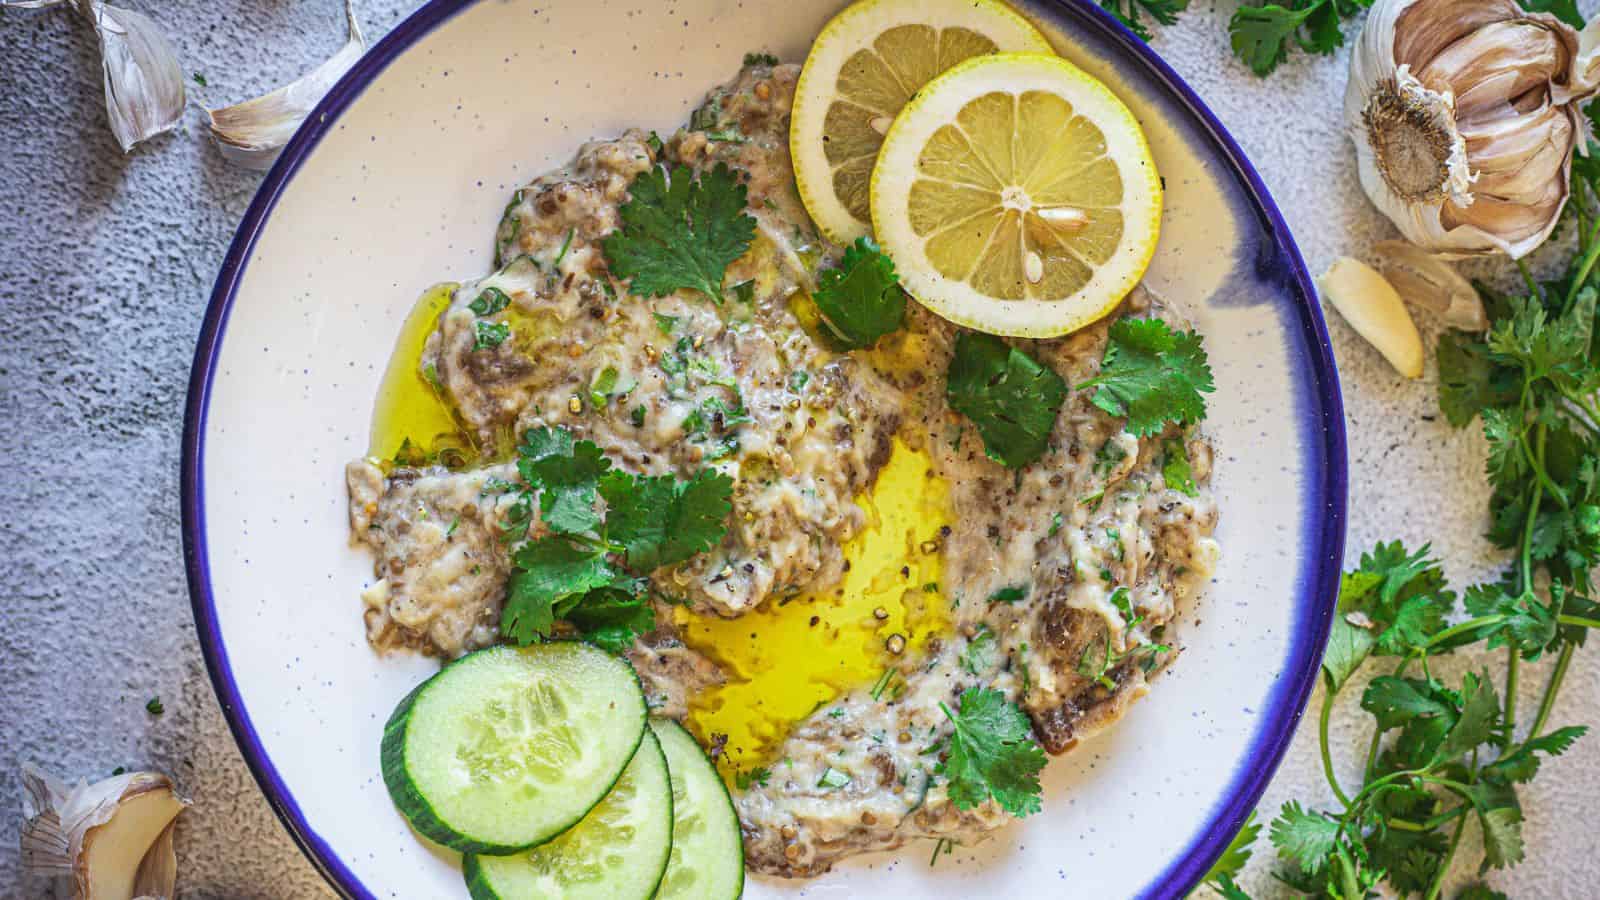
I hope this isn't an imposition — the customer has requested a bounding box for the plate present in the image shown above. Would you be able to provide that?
[182,1,1347,896]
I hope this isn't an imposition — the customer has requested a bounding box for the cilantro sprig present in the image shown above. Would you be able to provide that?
[811,236,907,348]
[602,162,756,303]
[932,687,1047,817]
[1078,318,1214,437]
[946,332,1069,468]
[499,426,733,652]
[1099,0,1189,41]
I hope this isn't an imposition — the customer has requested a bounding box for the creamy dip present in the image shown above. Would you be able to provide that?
[346,60,1218,877]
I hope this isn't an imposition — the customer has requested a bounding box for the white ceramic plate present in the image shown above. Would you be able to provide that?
[183,1,1347,896]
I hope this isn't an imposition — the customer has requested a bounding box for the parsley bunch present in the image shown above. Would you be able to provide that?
[1200,130,1600,895]
[499,427,733,653]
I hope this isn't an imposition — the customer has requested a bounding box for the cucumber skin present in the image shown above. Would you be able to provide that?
[650,719,745,900]
[462,730,674,900]
[380,657,525,856]
[380,645,647,857]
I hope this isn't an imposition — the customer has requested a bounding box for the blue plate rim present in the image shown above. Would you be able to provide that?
[180,1,1347,897]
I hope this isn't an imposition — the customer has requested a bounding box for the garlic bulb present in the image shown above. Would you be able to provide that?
[1346,0,1600,258]
[3,0,187,152]
[20,764,190,899]
[206,0,365,171]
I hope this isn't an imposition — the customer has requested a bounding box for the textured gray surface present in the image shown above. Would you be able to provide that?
[2,1,1597,897]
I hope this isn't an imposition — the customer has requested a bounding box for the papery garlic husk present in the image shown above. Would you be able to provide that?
[84,0,187,152]
[20,763,190,899]
[1371,239,1488,330]
[1346,0,1600,259]
[1319,257,1426,378]
[206,0,365,171]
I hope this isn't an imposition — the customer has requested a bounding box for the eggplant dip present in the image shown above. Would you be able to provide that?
[354,59,1218,879]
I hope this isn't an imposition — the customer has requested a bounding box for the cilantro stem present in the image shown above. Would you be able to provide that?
[1505,651,1520,740]
[1423,815,1469,900]
[1521,424,1548,595]
[1364,658,1411,779]
[1528,641,1575,738]
[1516,257,1540,297]
[1387,804,1468,832]
[1568,217,1600,307]
[1318,685,1351,806]
[1424,615,1503,648]
[1558,614,1600,629]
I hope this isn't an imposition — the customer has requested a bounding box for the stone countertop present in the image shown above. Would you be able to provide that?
[2,1,1597,897]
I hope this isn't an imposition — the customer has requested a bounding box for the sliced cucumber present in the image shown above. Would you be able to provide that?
[464,728,674,900]
[381,642,646,855]
[650,719,745,900]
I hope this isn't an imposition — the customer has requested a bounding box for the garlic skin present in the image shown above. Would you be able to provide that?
[3,0,187,151]
[1346,0,1600,258]
[1370,239,1487,330]
[20,764,190,899]
[1319,257,1426,378]
[206,0,365,171]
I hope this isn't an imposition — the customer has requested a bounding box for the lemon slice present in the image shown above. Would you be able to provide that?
[791,0,1052,244]
[870,53,1162,338]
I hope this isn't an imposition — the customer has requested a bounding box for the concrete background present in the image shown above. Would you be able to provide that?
[2,0,1596,896]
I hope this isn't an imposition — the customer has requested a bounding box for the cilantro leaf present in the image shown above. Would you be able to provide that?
[474,319,511,350]
[1078,318,1213,437]
[563,587,655,653]
[602,162,756,302]
[934,687,1047,817]
[1229,3,1314,76]
[1477,806,1525,870]
[1321,615,1375,692]
[1161,438,1199,496]
[601,468,734,571]
[1338,541,1455,657]
[946,332,1069,468]
[1485,725,1587,784]
[1269,800,1340,875]
[516,428,612,535]
[1457,885,1510,900]
[812,237,907,348]
[1098,0,1188,40]
[1435,671,1499,762]
[1362,675,1454,732]
[501,537,623,644]
[960,625,999,675]
[1200,810,1260,887]
[1437,332,1519,427]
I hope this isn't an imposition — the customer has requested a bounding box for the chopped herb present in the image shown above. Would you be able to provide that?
[730,279,756,304]
[111,766,126,776]
[961,625,999,675]
[468,286,511,316]
[473,319,511,350]
[705,128,747,144]
[817,767,851,789]
[589,366,623,409]
[743,51,779,66]
[1094,438,1128,475]
[828,707,845,719]
[192,72,208,86]
[1162,438,1199,496]
[630,404,647,427]
[735,767,771,790]
[422,363,445,393]
[929,837,955,867]
[645,131,663,154]
[445,517,459,537]
[145,697,164,715]
[922,582,939,593]
[989,585,1028,605]
[1048,511,1063,537]
[553,227,576,268]
[788,370,810,393]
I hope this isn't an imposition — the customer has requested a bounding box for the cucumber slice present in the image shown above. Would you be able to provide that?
[464,728,674,900]
[650,719,745,900]
[381,643,646,855]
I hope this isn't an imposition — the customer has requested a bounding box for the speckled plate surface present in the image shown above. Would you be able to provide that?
[181,1,1347,896]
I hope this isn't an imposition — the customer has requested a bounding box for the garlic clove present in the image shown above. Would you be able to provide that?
[20,765,190,900]
[206,0,365,170]
[1318,257,1426,378]
[83,1,188,152]
[1371,240,1487,330]
[76,775,186,900]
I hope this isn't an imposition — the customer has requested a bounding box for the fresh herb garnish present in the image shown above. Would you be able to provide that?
[499,427,733,651]
[553,227,575,269]
[192,72,208,86]
[469,286,511,317]
[743,51,779,66]
[1078,318,1213,437]
[811,236,907,348]
[736,767,771,790]
[989,585,1028,605]
[817,767,851,789]
[1098,0,1188,41]
[946,332,1069,468]
[1227,0,1367,77]
[145,697,164,715]
[961,625,999,675]
[653,313,678,335]
[1162,438,1199,496]
[602,162,756,303]
[473,319,511,350]
[932,687,1047,817]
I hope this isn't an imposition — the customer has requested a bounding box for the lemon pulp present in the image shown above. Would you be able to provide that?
[675,439,951,776]
[911,88,1124,300]
[825,25,1002,224]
